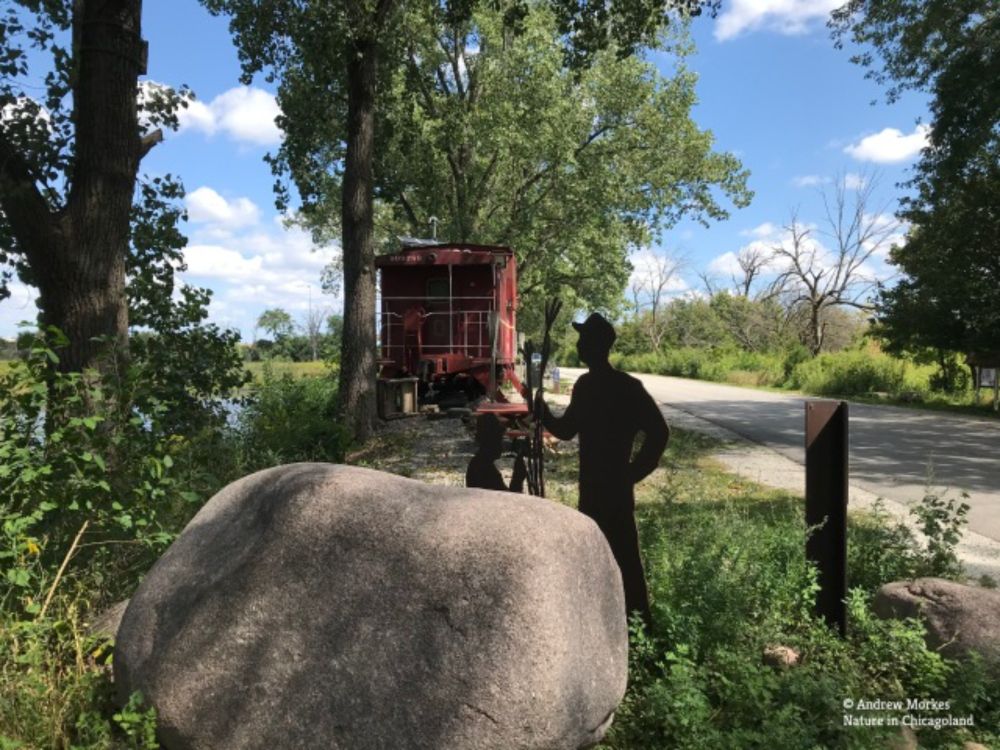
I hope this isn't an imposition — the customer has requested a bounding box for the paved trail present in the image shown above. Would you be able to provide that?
[559,368,1000,578]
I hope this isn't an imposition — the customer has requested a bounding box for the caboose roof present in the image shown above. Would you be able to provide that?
[375,242,513,268]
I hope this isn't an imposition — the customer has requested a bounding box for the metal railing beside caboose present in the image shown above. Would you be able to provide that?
[376,296,500,363]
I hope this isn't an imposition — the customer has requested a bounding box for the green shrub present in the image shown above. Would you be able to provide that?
[0,330,244,749]
[236,365,347,469]
[0,596,159,749]
[781,344,812,381]
[788,350,907,395]
[0,332,220,615]
[616,347,787,387]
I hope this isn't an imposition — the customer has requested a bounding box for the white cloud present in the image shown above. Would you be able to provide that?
[628,249,688,292]
[792,174,828,188]
[844,172,867,190]
[137,80,175,128]
[179,218,340,338]
[861,213,906,258]
[715,0,841,41]
[0,214,337,340]
[708,251,743,276]
[709,242,784,279]
[185,187,260,228]
[739,222,778,239]
[178,86,282,146]
[844,124,929,163]
[177,97,215,133]
[183,244,265,280]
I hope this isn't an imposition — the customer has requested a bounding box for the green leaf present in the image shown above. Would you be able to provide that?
[6,568,31,587]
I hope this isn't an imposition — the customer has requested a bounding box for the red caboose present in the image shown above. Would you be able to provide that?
[375,241,520,402]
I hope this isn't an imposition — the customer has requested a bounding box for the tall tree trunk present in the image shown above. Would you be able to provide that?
[339,37,378,441]
[0,0,146,375]
[809,304,823,356]
[58,0,143,372]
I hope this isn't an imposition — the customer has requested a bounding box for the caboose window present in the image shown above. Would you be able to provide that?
[427,278,449,299]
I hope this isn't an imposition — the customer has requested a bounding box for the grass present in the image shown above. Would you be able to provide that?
[628,361,1000,419]
[244,360,331,382]
[839,389,1000,417]
[721,377,1000,418]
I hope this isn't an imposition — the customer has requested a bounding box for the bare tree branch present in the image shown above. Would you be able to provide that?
[631,251,684,351]
[139,128,163,159]
[771,172,899,353]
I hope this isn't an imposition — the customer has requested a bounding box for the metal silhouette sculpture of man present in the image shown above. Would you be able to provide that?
[466,413,527,493]
[539,313,669,629]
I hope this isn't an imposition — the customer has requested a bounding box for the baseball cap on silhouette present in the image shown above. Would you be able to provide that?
[572,313,616,349]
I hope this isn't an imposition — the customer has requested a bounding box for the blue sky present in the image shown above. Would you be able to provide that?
[0,0,930,340]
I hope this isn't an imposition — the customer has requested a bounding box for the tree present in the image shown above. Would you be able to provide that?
[257,308,296,342]
[0,1,174,374]
[202,0,723,441]
[302,307,327,362]
[772,176,899,355]
[127,174,249,431]
[325,314,344,362]
[875,145,1000,361]
[375,7,749,330]
[709,293,792,353]
[661,297,730,350]
[830,1,998,192]
[831,1,1000,365]
[629,251,685,350]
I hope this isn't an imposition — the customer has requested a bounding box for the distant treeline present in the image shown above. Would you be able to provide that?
[0,338,20,359]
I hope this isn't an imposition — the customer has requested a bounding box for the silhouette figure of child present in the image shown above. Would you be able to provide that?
[538,312,669,630]
[466,413,527,493]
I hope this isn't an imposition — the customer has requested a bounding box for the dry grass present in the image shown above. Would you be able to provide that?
[244,360,331,382]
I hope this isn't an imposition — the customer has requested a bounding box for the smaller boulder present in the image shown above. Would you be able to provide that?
[873,578,1000,666]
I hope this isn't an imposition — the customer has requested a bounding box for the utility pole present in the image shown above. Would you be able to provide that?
[308,284,317,362]
[295,280,319,362]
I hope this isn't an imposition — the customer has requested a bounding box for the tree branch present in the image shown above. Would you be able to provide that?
[139,128,163,160]
[408,48,439,118]
[0,129,56,256]
[398,190,420,230]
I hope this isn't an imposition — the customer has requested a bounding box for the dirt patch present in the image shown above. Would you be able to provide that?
[348,414,475,485]
[348,408,582,504]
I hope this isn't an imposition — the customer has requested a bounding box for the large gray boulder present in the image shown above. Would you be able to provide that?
[115,463,627,750]
[873,578,1000,667]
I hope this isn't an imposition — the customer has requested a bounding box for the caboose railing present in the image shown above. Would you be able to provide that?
[377,296,501,363]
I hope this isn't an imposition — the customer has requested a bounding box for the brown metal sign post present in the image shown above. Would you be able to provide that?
[805,400,848,637]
